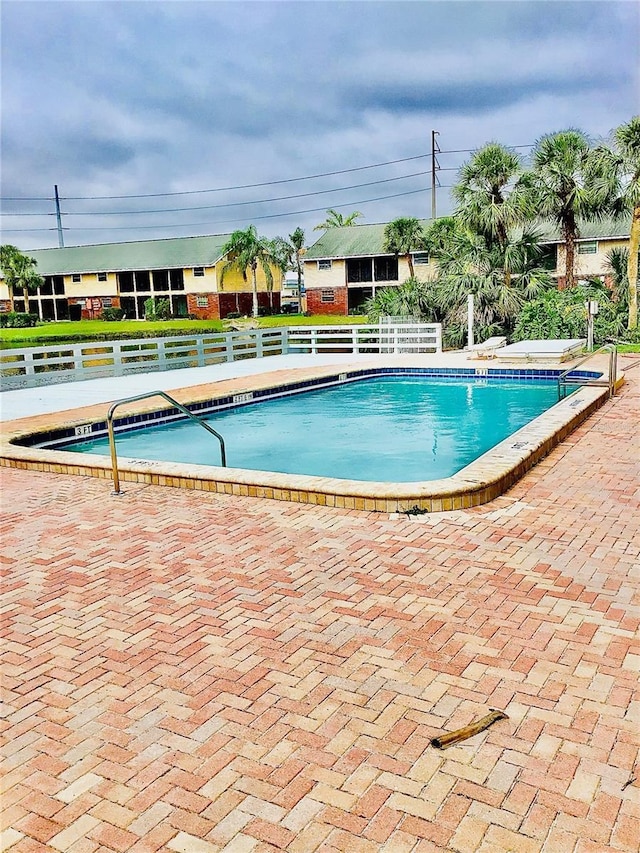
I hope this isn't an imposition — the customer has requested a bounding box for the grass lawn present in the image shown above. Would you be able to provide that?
[0,314,368,348]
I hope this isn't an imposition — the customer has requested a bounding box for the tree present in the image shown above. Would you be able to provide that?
[220,226,280,318]
[382,217,427,279]
[427,219,553,348]
[614,117,640,329]
[453,142,535,254]
[591,118,640,329]
[364,277,435,322]
[604,246,629,309]
[0,244,43,313]
[288,227,305,297]
[530,129,608,289]
[313,209,363,230]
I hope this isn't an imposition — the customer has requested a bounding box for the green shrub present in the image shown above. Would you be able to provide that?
[143,297,171,320]
[0,311,39,328]
[513,285,627,345]
[101,307,124,322]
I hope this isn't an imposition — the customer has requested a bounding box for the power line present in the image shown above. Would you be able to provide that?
[1,171,431,217]
[0,154,429,202]
[0,143,535,202]
[1,184,455,234]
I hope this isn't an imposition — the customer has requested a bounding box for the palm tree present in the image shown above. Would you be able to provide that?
[530,129,607,289]
[427,221,553,347]
[453,143,534,254]
[364,277,434,322]
[0,244,43,313]
[591,118,640,329]
[288,227,306,297]
[604,246,629,310]
[615,117,640,329]
[382,217,427,279]
[313,209,363,231]
[220,226,280,318]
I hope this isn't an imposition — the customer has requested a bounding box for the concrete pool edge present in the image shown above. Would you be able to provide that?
[0,360,620,512]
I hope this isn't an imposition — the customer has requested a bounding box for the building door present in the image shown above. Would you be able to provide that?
[173,295,188,317]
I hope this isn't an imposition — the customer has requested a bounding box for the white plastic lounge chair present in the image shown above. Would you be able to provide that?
[494,339,586,362]
[467,336,507,359]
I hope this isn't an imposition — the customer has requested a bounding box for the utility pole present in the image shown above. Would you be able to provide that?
[431,130,440,220]
[54,185,64,248]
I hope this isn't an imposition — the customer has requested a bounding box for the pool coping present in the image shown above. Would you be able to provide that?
[0,357,621,512]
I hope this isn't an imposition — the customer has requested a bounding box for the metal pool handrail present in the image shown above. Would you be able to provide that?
[557,344,618,401]
[107,391,226,495]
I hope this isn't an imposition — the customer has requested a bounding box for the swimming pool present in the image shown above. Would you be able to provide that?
[3,363,612,512]
[56,374,564,482]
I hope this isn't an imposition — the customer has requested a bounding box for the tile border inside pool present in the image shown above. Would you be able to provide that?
[0,362,618,513]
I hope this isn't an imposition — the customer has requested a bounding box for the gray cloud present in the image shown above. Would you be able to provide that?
[1,1,637,248]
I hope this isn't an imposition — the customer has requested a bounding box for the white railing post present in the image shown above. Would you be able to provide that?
[72,344,83,374]
[113,341,124,376]
[256,330,264,358]
[158,339,168,372]
[225,331,234,362]
[23,351,35,376]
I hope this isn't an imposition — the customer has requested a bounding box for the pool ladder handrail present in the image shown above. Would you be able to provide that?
[557,344,618,401]
[107,390,226,495]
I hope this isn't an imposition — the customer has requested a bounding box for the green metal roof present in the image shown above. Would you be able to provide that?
[305,221,430,260]
[533,216,630,243]
[29,234,234,276]
[305,217,631,260]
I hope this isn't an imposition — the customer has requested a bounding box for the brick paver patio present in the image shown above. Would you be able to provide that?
[1,364,639,852]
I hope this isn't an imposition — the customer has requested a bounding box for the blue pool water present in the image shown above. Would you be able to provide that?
[59,375,563,482]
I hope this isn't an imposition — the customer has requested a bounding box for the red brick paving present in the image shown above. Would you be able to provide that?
[1,366,639,852]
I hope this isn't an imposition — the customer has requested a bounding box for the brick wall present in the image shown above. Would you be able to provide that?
[218,291,281,318]
[188,291,283,320]
[187,293,221,320]
[66,295,121,320]
[306,286,348,316]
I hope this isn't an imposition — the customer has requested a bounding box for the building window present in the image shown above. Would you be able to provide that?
[413,252,429,265]
[118,272,134,292]
[539,246,557,270]
[71,274,81,283]
[170,269,185,291]
[317,260,332,270]
[577,241,597,254]
[347,258,373,283]
[102,297,113,308]
[193,267,205,277]
[196,296,209,308]
[374,256,398,282]
[152,269,169,291]
[97,272,108,282]
[321,290,335,303]
[135,270,151,291]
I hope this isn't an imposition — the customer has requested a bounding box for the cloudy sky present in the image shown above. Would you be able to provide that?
[1,0,638,250]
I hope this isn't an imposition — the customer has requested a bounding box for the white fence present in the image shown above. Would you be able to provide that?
[287,323,441,355]
[1,323,442,390]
